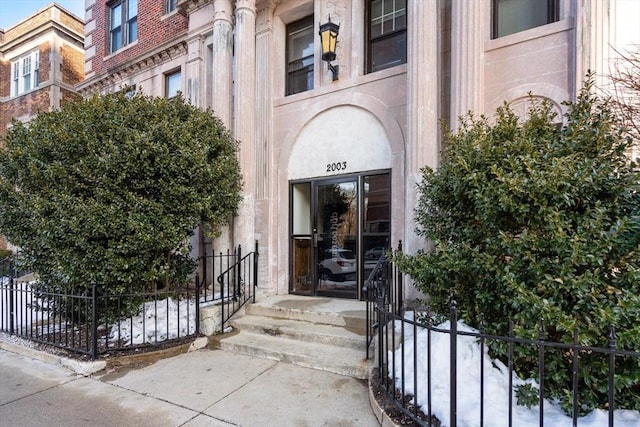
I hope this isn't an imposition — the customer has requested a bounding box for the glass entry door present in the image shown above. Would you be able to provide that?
[290,172,390,299]
[315,179,358,297]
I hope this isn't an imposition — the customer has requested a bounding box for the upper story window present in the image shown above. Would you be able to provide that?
[286,16,314,96]
[109,0,138,53]
[492,0,559,39]
[165,69,182,98]
[367,0,407,73]
[165,0,177,14]
[11,51,39,97]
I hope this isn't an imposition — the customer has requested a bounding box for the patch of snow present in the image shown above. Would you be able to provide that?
[391,315,640,427]
[0,280,49,328]
[108,297,196,345]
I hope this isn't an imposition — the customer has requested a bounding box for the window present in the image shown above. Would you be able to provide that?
[367,0,407,73]
[165,0,177,14]
[286,16,314,96]
[109,0,138,53]
[165,69,181,98]
[10,51,40,97]
[492,0,559,39]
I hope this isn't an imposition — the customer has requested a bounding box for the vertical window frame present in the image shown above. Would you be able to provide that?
[165,0,178,14]
[109,0,138,54]
[286,15,315,96]
[10,51,39,97]
[165,68,182,99]
[365,0,408,74]
[11,61,19,97]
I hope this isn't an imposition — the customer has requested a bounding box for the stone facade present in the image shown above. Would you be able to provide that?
[79,0,640,300]
[0,4,85,249]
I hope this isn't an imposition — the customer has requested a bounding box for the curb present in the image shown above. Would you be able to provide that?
[0,334,208,376]
[0,337,106,375]
[368,368,401,427]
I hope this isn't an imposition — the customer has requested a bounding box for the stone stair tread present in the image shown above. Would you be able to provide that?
[215,330,370,379]
[246,303,367,333]
[229,314,364,349]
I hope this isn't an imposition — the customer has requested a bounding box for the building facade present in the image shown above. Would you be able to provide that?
[0,3,85,250]
[78,0,640,301]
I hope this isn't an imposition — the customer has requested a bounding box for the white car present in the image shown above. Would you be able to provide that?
[319,248,356,281]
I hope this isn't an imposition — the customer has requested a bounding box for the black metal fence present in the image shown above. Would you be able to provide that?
[365,249,640,427]
[0,242,259,359]
[196,240,259,328]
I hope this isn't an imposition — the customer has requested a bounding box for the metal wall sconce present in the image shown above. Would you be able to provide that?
[319,17,339,81]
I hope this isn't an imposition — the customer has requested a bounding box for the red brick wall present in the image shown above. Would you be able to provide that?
[0,88,50,139]
[61,44,84,85]
[39,42,52,83]
[0,58,9,97]
[61,87,81,103]
[3,11,50,40]
[90,0,188,76]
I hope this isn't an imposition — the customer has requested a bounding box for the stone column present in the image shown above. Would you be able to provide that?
[255,2,276,291]
[185,36,203,108]
[404,0,440,256]
[233,0,257,248]
[450,0,483,127]
[211,0,234,126]
[575,0,610,96]
[211,0,235,253]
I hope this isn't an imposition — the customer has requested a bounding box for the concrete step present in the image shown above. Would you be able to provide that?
[210,295,373,379]
[228,314,365,350]
[245,295,368,335]
[212,329,371,379]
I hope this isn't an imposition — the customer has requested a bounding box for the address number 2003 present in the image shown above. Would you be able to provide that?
[327,162,347,172]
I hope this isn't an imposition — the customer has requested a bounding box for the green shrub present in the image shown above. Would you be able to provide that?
[0,92,242,322]
[395,80,640,414]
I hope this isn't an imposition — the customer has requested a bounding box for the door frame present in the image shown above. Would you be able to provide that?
[288,170,390,299]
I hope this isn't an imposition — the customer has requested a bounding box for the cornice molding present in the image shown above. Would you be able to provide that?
[78,40,188,95]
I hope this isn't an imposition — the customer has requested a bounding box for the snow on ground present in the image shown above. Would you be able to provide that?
[0,278,49,328]
[391,314,640,427]
[108,297,196,345]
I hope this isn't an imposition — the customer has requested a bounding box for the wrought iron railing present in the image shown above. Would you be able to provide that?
[368,247,640,427]
[195,240,258,330]
[0,242,260,358]
[364,241,403,360]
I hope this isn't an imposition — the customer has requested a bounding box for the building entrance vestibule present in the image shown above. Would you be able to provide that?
[290,172,390,299]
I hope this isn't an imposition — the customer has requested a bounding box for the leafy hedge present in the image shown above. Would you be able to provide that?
[0,92,242,322]
[395,81,640,413]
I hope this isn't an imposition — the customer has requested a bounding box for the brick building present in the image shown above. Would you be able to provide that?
[0,3,85,249]
[79,0,639,302]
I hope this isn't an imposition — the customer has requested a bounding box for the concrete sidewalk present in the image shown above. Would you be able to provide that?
[0,345,380,427]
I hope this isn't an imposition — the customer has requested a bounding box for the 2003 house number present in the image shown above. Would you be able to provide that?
[327,162,347,172]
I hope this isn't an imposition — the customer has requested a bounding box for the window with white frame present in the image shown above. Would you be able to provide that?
[165,0,177,14]
[10,51,40,97]
[165,69,182,98]
[109,0,138,53]
[366,0,407,73]
[492,0,559,39]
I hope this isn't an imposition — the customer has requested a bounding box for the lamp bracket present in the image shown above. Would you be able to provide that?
[328,63,339,81]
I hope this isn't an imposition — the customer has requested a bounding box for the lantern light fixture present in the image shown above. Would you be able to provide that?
[318,16,340,81]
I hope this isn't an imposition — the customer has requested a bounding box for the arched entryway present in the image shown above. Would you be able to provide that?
[287,106,393,299]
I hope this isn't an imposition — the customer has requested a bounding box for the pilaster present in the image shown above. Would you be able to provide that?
[404,0,440,255]
[233,0,257,247]
[185,36,203,108]
[450,0,484,126]
[211,0,234,127]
